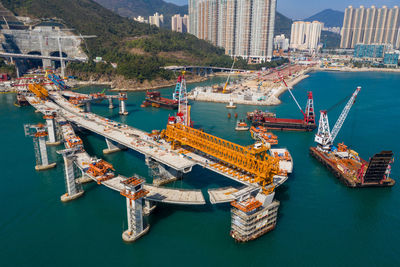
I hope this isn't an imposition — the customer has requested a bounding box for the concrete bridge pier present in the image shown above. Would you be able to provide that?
[108,98,114,109]
[121,177,149,242]
[118,93,128,115]
[41,50,52,69]
[85,102,91,113]
[145,156,187,186]
[143,200,156,216]
[57,149,84,202]
[103,138,122,154]
[35,133,57,170]
[44,114,61,146]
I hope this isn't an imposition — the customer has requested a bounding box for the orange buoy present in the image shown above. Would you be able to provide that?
[228,113,231,118]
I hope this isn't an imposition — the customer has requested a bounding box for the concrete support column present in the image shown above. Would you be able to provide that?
[35,136,56,171]
[85,102,91,113]
[45,116,60,145]
[42,50,51,69]
[108,98,114,109]
[146,156,185,186]
[119,93,128,115]
[38,136,48,166]
[59,152,84,202]
[103,138,121,154]
[121,177,149,242]
[144,199,157,215]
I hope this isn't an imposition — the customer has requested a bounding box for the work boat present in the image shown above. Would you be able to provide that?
[226,100,237,109]
[235,120,249,131]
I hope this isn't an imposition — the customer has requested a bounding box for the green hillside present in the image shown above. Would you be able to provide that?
[1,0,232,81]
[93,0,188,27]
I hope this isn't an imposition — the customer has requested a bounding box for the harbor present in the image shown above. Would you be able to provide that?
[0,71,399,266]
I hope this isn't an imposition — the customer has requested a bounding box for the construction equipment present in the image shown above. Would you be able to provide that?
[222,58,236,94]
[310,86,395,187]
[314,87,360,149]
[27,83,49,99]
[86,158,115,178]
[168,72,191,126]
[162,123,279,194]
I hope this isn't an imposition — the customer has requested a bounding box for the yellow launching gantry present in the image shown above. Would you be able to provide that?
[161,123,280,194]
[28,83,49,100]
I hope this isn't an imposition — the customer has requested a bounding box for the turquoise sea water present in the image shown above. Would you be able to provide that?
[0,71,399,266]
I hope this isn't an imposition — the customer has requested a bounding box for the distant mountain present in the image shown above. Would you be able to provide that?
[93,0,187,27]
[275,12,293,37]
[305,9,344,27]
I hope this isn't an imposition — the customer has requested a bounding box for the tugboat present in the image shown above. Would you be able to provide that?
[235,119,249,131]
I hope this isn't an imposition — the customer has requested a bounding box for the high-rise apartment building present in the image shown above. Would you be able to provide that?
[274,34,289,50]
[149,12,164,28]
[171,14,189,33]
[340,5,400,49]
[188,0,276,62]
[290,21,324,52]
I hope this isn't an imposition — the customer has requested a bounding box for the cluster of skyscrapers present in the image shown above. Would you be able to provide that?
[188,0,276,62]
[290,21,324,52]
[340,5,400,49]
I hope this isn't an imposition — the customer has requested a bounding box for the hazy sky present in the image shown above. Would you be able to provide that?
[164,0,399,19]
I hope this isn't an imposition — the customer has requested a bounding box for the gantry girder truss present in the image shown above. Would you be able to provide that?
[162,123,279,193]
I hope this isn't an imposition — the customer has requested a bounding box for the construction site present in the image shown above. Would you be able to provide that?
[188,64,313,106]
[15,71,292,243]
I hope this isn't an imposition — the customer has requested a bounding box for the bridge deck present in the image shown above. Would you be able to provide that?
[48,91,195,172]
[25,95,205,205]
[25,89,288,202]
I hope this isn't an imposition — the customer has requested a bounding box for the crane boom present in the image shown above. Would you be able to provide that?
[280,76,306,117]
[222,58,236,93]
[315,86,360,147]
[330,86,361,143]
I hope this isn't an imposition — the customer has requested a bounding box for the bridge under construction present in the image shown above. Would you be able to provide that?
[18,73,289,242]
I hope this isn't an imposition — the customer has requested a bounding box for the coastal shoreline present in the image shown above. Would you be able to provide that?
[314,66,400,73]
[187,67,313,106]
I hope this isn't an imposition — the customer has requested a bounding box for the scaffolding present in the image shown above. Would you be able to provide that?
[230,195,279,242]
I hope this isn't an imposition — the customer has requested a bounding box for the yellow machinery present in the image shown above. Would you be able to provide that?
[162,123,279,194]
[222,58,236,94]
[28,83,49,99]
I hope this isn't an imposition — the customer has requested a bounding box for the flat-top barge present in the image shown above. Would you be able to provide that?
[310,145,394,187]
[142,91,178,109]
[311,86,395,187]
[247,91,316,131]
